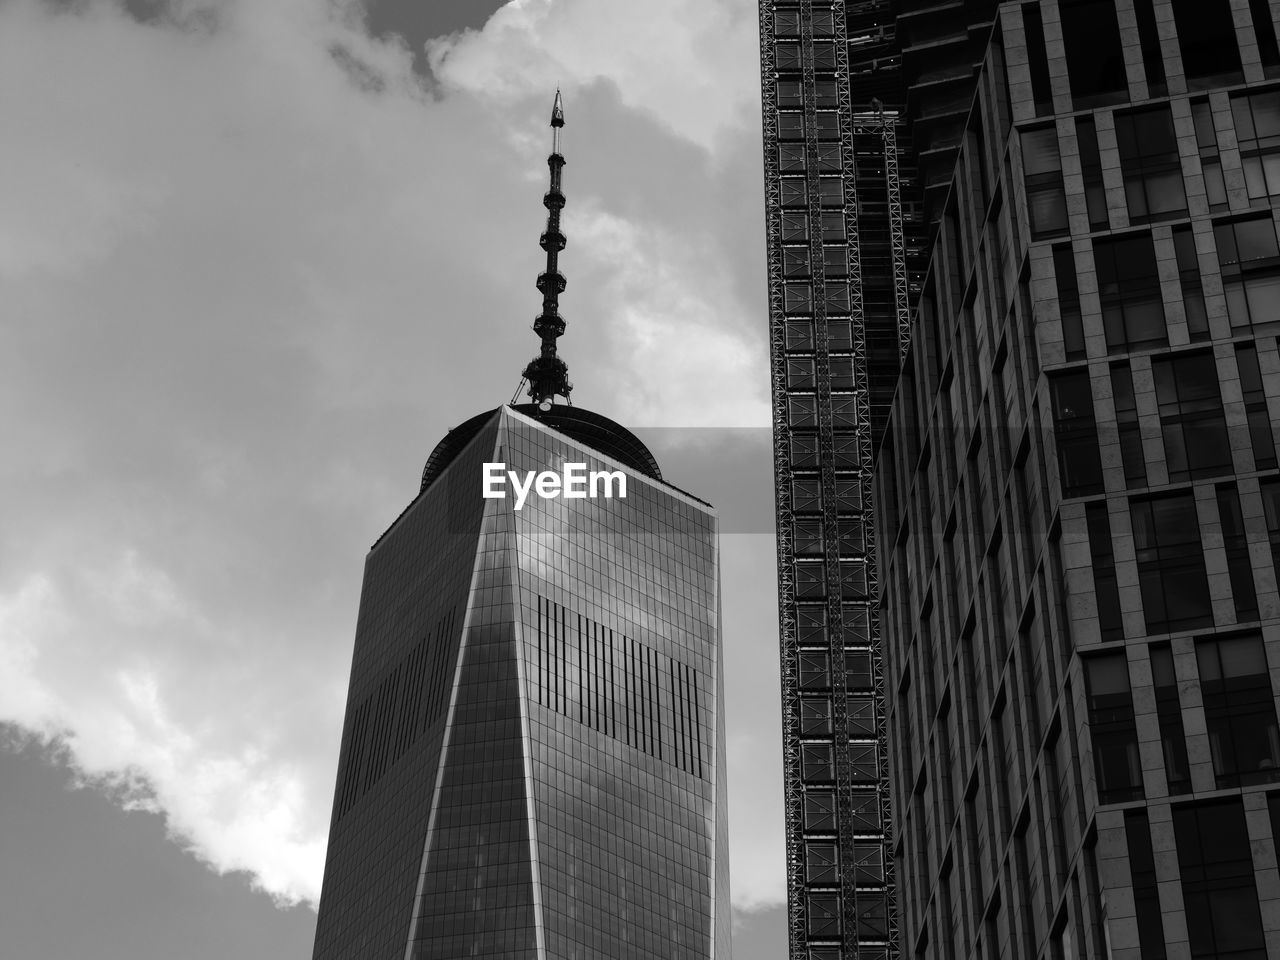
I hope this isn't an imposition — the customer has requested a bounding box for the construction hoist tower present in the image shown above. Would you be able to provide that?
[757,2,918,957]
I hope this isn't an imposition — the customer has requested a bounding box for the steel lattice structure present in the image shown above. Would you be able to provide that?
[759,2,917,956]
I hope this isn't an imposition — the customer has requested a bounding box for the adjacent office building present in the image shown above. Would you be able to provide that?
[875,1,1280,958]
[311,100,730,960]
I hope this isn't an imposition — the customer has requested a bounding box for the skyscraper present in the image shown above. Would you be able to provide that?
[757,1,994,955]
[875,1,1280,957]
[311,98,730,960]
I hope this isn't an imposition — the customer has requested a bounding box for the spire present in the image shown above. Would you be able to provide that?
[522,90,572,409]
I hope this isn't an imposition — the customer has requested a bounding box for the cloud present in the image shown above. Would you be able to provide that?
[1,0,779,914]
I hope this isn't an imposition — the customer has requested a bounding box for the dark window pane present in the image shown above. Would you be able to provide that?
[1197,634,1280,787]
[1051,371,1102,496]
[1094,233,1166,351]
[1085,654,1144,802]
[1131,493,1212,633]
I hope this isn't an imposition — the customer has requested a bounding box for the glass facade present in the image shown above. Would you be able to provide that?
[313,406,729,959]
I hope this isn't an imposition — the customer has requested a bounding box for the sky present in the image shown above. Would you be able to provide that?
[0,0,785,957]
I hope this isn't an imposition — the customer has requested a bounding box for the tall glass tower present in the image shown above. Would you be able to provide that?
[311,100,730,960]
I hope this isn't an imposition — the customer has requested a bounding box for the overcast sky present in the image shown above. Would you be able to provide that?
[0,0,786,957]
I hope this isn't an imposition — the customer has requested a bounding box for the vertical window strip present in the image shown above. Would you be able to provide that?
[1021,4,1054,116]
[1053,245,1084,360]
[1236,343,1278,469]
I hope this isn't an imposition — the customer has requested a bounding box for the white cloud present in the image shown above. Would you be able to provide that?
[1,0,779,916]
[426,0,759,154]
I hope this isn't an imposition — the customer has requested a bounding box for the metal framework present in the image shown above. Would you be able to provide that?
[759,2,914,955]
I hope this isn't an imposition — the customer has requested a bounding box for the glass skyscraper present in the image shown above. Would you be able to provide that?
[311,100,729,960]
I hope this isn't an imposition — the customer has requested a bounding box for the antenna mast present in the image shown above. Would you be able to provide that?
[522,91,573,409]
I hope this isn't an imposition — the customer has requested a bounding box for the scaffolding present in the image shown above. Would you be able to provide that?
[759,1,914,955]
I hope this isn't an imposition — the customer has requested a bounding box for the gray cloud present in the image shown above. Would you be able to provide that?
[1,0,782,914]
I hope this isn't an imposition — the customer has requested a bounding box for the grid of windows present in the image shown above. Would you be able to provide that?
[871,2,1280,958]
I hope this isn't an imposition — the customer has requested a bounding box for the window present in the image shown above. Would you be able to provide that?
[1236,344,1278,469]
[802,742,835,782]
[789,396,817,427]
[1075,117,1108,229]
[1054,244,1085,359]
[852,844,883,884]
[1151,646,1191,793]
[1094,233,1166,351]
[1051,371,1103,496]
[1110,363,1146,487]
[829,359,854,391]
[793,517,822,554]
[818,178,842,207]
[781,211,807,241]
[845,650,873,690]
[823,246,847,277]
[1125,811,1168,958]
[783,246,809,277]
[796,561,825,598]
[1215,216,1280,328]
[1085,654,1144,803]
[1115,108,1187,222]
[785,319,814,351]
[773,10,800,35]
[784,282,812,316]
[1232,91,1280,199]
[849,790,878,832]
[1249,0,1280,76]
[807,893,840,937]
[1153,351,1232,481]
[1174,800,1267,959]
[847,697,876,737]
[775,42,802,71]
[813,112,839,141]
[1173,226,1209,340]
[778,112,804,140]
[1022,127,1068,238]
[1217,484,1259,622]
[781,178,806,206]
[1130,0,1167,95]
[1059,0,1128,109]
[1022,3,1054,117]
[805,842,838,883]
[779,143,805,172]
[820,211,844,241]
[1264,481,1280,586]
[1169,0,1244,90]
[1087,503,1124,641]
[1131,493,1212,633]
[848,744,877,781]
[1198,634,1280,787]
[804,791,837,831]
[1192,100,1228,209]
[799,650,830,688]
